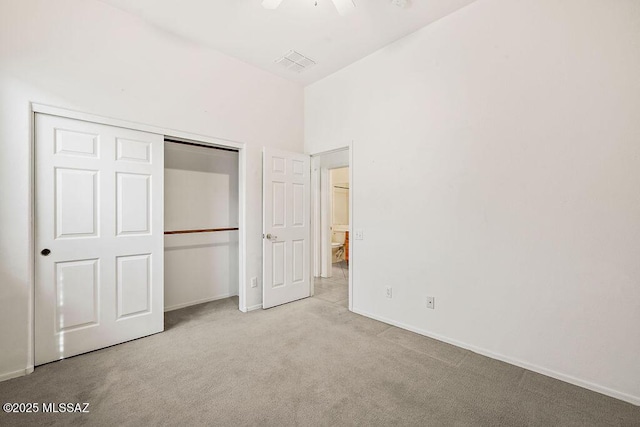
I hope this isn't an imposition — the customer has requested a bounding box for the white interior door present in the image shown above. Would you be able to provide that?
[263,148,310,309]
[35,113,164,365]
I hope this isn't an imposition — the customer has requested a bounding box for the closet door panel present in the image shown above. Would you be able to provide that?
[116,138,152,163]
[54,128,99,158]
[116,172,151,236]
[55,168,99,238]
[35,113,164,365]
[116,254,151,319]
[54,259,100,331]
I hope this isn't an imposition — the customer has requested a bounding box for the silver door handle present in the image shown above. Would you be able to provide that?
[266,233,278,240]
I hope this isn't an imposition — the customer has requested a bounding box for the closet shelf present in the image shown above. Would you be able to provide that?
[164,227,239,235]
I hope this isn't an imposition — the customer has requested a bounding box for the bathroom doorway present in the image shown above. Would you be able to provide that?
[328,167,349,281]
[310,147,352,310]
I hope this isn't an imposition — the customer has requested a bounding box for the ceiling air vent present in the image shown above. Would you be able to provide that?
[275,50,316,73]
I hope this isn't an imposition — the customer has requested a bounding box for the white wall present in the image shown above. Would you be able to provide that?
[0,0,303,380]
[164,143,239,311]
[305,0,640,404]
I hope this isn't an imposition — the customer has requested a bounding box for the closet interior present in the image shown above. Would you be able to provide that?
[164,140,239,311]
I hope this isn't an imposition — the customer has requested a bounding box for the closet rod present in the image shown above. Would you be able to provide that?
[164,227,239,235]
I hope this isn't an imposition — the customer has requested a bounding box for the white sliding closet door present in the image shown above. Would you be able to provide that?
[35,113,164,365]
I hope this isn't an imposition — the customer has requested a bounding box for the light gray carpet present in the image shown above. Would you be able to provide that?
[1,270,638,426]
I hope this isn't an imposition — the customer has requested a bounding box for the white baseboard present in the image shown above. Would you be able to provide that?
[352,308,640,407]
[246,304,263,312]
[0,366,34,382]
[164,294,236,312]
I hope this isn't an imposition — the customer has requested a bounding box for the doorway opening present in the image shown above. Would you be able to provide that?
[311,147,352,310]
[163,139,240,313]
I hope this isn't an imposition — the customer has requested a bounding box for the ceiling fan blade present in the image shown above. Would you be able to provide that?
[331,0,356,16]
[262,0,284,10]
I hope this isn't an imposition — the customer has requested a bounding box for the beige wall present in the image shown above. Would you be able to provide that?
[330,166,349,230]
[330,167,349,186]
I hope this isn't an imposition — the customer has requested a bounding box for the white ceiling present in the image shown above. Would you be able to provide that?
[100,0,477,86]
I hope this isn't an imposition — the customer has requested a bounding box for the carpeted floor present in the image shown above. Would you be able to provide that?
[1,266,638,426]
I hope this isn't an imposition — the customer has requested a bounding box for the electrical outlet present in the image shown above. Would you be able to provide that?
[354,230,364,240]
[250,277,258,288]
[385,286,393,298]
[426,296,435,309]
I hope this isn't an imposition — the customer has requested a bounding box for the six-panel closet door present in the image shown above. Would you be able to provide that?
[34,113,164,365]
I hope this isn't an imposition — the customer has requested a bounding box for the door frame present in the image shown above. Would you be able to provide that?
[309,143,353,311]
[29,102,249,370]
[320,167,332,278]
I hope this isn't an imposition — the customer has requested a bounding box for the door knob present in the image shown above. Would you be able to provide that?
[41,249,51,256]
[265,234,278,240]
